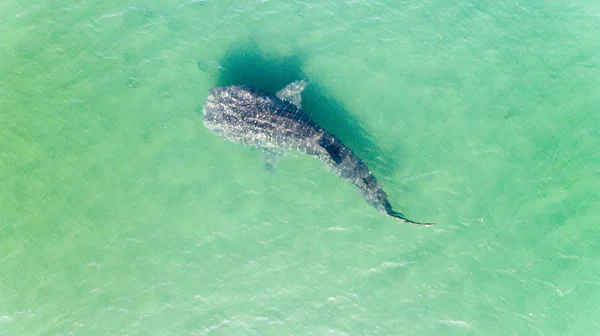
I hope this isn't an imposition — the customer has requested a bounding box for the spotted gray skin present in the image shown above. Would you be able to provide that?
[203,81,433,225]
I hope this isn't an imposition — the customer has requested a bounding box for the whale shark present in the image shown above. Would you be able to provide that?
[202,81,433,225]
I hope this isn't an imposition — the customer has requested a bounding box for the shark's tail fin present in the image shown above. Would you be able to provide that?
[383,201,435,226]
[386,210,435,226]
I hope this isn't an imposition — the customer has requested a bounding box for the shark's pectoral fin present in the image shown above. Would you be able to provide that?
[260,148,285,173]
[276,81,308,109]
[263,162,276,174]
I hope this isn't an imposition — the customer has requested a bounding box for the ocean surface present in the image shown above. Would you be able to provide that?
[1,0,599,335]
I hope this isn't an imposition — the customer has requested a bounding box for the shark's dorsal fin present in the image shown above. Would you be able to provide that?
[318,137,344,164]
[276,80,307,109]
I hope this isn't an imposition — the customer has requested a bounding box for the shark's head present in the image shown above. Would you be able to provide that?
[203,85,272,121]
[203,86,235,120]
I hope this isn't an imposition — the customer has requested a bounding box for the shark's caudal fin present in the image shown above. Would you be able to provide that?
[383,201,435,226]
[386,210,435,226]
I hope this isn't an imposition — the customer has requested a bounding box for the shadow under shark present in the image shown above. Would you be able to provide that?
[202,81,433,225]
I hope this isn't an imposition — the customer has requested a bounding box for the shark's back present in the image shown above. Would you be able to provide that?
[203,85,321,152]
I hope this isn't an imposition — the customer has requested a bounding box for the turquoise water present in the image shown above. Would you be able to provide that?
[1,0,599,334]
